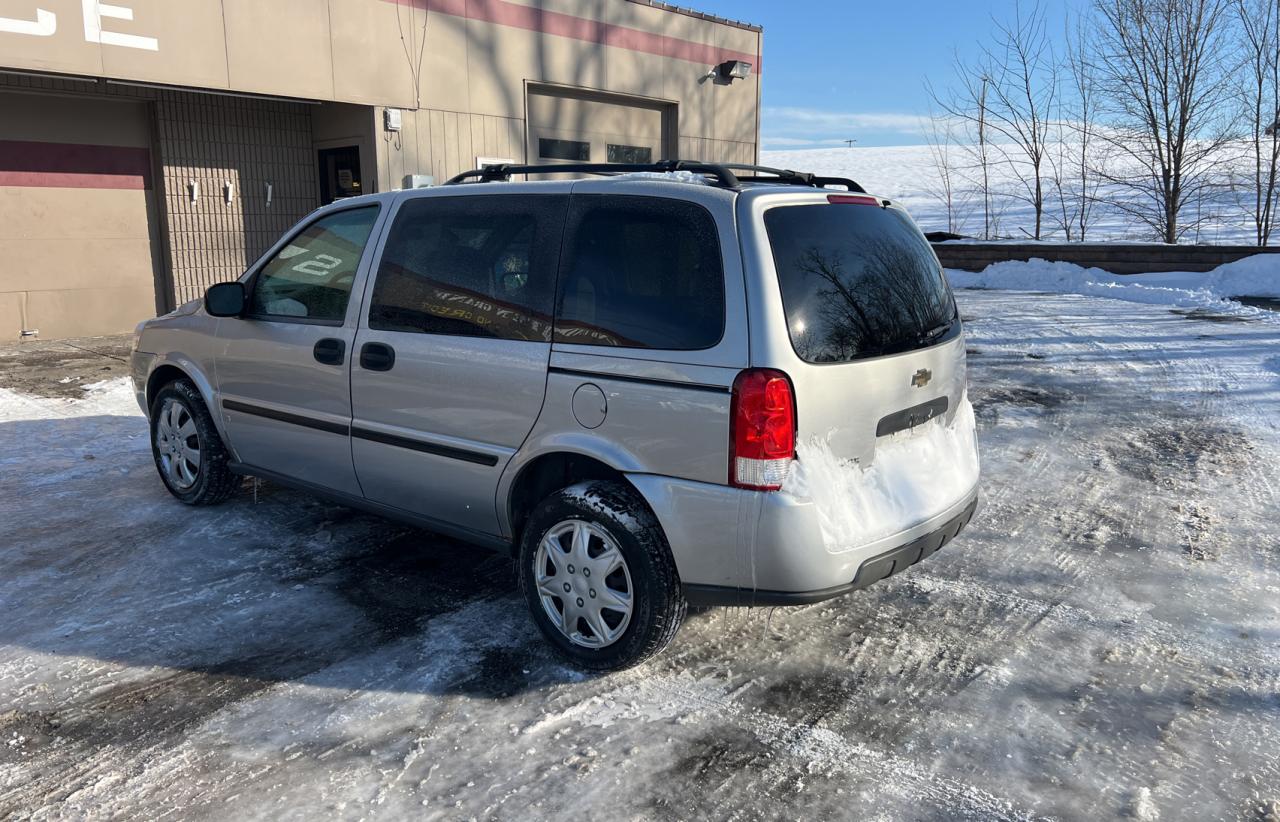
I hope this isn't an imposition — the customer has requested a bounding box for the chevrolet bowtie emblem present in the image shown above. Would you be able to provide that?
[911,368,932,388]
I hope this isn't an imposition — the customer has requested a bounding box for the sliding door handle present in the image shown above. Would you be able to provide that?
[359,341,396,372]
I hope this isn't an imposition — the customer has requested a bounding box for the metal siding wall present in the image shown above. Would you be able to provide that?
[679,136,755,164]
[154,93,317,304]
[381,108,524,188]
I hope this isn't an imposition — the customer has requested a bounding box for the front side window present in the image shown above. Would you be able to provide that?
[554,196,725,350]
[248,206,379,322]
[367,195,567,341]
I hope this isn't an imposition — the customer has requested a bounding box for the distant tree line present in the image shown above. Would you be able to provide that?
[927,0,1280,245]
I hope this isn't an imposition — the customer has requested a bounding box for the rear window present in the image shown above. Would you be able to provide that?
[554,196,724,350]
[764,203,956,363]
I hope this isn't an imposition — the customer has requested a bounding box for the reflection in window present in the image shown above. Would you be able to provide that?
[368,196,565,341]
[765,204,956,363]
[248,207,379,321]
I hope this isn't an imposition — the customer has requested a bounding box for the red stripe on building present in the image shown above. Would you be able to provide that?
[383,0,759,71]
[0,140,152,190]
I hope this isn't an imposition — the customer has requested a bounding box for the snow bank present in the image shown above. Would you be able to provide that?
[783,397,980,551]
[946,255,1280,315]
[0,377,139,424]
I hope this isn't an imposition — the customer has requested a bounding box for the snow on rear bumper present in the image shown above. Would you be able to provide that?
[629,397,981,605]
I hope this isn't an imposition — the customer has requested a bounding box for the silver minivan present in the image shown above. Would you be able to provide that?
[131,162,980,669]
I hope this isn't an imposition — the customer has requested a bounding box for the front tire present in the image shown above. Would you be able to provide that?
[519,481,686,670]
[150,379,239,505]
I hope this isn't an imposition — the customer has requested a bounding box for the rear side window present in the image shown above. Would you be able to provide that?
[249,206,379,322]
[368,195,568,341]
[764,203,956,363]
[555,196,724,350]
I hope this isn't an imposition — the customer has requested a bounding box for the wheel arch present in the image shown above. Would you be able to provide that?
[504,450,657,553]
[143,357,230,447]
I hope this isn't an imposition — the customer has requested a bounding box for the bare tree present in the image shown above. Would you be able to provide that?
[984,3,1058,240]
[1089,0,1236,243]
[1235,0,1280,245]
[924,113,970,235]
[931,2,1058,239]
[928,66,998,238]
[1064,15,1102,240]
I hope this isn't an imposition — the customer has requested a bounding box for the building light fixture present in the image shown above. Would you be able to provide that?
[716,60,752,82]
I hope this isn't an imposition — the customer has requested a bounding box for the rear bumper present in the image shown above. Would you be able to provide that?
[682,494,978,607]
[627,472,980,608]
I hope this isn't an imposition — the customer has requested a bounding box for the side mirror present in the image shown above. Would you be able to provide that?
[205,282,246,317]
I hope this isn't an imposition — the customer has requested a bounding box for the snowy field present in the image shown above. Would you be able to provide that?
[762,146,1261,245]
[3,284,1280,819]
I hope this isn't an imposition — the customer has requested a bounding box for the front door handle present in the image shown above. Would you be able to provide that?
[313,337,346,366]
[360,341,396,372]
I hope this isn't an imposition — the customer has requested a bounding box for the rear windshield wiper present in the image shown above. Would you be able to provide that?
[916,320,953,344]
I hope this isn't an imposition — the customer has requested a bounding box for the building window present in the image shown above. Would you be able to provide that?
[539,138,591,161]
[607,144,653,164]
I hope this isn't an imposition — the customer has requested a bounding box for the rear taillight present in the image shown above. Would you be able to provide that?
[730,369,796,491]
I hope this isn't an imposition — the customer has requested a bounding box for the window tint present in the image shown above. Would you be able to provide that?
[249,206,379,321]
[368,195,566,341]
[555,196,724,350]
[764,203,957,364]
[539,138,590,161]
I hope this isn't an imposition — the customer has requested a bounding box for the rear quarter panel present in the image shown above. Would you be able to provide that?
[496,180,748,538]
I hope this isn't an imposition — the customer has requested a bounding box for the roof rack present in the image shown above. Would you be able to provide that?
[443,161,866,192]
[445,161,741,187]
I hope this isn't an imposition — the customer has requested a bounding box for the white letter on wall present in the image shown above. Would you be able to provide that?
[83,1,158,51]
[0,8,57,36]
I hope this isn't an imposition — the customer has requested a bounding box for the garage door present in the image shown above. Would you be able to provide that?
[0,92,161,340]
[527,88,672,168]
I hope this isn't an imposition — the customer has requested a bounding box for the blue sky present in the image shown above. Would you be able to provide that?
[691,0,1076,148]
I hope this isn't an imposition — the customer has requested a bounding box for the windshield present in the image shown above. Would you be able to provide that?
[764,203,956,364]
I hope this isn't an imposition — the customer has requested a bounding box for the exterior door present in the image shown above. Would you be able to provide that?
[214,205,384,496]
[318,146,363,204]
[350,192,569,537]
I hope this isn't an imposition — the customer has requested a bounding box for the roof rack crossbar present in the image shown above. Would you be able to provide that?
[444,161,741,188]
[721,164,866,193]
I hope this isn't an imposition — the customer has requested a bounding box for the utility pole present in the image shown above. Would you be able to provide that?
[844,139,857,148]
[978,74,992,240]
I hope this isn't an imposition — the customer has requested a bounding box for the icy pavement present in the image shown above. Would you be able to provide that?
[2,292,1279,821]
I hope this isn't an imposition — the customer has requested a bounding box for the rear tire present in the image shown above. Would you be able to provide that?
[519,481,686,670]
[150,379,240,505]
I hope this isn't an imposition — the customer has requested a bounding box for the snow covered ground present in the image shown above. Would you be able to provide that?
[2,286,1280,820]
[762,146,1262,244]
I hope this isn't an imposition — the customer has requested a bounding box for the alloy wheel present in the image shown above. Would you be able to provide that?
[155,398,201,490]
